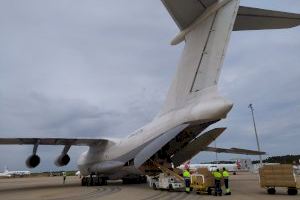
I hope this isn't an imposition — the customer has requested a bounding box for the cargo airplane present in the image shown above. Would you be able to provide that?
[1,0,300,185]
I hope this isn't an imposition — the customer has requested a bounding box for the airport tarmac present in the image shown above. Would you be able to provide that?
[0,172,299,200]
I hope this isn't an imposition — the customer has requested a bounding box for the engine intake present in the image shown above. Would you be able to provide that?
[26,154,40,168]
[55,154,70,167]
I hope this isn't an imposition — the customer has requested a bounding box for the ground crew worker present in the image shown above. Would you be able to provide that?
[62,172,67,184]
[213,169,222,196]
[222,167,231,195]
[183,168,191,193]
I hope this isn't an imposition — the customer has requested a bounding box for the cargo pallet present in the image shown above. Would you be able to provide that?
[259,164,299,195]
[190,168,217,195]
[190,174,213,195]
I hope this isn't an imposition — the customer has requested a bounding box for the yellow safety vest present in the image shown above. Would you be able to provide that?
[213,171,222,180]
[183,170,190,179]
[223,170,229,179]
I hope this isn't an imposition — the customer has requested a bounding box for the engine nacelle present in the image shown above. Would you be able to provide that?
[55,154,70,167]
[26,154,40,168]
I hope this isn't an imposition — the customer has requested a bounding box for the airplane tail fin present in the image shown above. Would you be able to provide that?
[159,0,240,115]
[159,0,300,116]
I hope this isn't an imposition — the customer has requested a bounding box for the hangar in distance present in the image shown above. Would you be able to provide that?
[0,0,300,185]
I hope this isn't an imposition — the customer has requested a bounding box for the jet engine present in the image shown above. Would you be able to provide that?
[55,154,70,167]
[26,154,40,168]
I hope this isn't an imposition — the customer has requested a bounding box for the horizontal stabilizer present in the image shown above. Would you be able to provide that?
[204,147,266,155]
[234,6,300,31]
[161,0,217,30]
[0,138,112,146]
[171,128,226,167]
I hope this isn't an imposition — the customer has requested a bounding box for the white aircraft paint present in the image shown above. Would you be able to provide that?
[0,0,299,183]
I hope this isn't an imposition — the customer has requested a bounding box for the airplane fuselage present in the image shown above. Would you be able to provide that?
[77,87,233,178]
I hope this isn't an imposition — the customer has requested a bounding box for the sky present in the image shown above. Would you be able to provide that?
[0,0,299,172]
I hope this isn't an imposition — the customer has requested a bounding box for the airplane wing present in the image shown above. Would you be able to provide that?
[204,146,265,155]
[0,138,113,146]
[234,6,300,31]
[0,137,115,168]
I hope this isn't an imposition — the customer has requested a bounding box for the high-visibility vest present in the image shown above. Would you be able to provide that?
[183,170,191,179]
[213,171,222,180]
[223,170,229,179]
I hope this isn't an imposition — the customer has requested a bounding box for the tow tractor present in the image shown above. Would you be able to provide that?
[147,161,185,191]
[147,161,215,194]
[148,173,184,191]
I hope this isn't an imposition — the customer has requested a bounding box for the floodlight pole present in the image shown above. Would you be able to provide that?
[248,104,263,166]
[215,140,218,164]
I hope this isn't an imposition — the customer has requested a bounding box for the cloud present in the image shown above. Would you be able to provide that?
[0,0,300,170]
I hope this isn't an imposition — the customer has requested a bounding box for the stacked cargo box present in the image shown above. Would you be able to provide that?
[197,167,215,187]
[259,164,296,188]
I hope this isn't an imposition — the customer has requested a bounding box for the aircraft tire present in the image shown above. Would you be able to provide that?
[153,183,157,190]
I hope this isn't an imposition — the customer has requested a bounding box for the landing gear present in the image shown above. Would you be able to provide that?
[81,175,108,186]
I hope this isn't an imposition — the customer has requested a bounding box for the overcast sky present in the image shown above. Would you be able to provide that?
[0,0,299,172]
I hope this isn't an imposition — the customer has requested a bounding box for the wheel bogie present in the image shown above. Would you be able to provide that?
[81,176,108,186]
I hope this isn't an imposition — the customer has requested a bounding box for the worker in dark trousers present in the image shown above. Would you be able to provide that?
[213,169,222,196]
[183,168,191,193]
[222,167,231,195]
[62,172,67,184]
